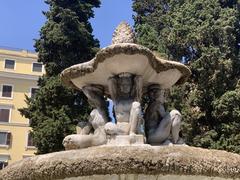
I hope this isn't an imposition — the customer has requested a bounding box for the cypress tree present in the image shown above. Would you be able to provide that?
[19,0,100,154]
[133,0,240,153]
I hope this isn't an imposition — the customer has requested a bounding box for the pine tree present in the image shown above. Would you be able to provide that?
[19,0,100,154]
[133,0,240,153]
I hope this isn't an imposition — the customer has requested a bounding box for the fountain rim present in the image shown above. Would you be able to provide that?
[1,145,240,180]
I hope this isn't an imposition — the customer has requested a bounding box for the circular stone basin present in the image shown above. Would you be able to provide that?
[1,146,240,180]
[61,43,191,92]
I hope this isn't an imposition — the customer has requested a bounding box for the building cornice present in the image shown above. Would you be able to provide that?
[0,49,37,59]
[0,71,41,80]
[0,122,29,128]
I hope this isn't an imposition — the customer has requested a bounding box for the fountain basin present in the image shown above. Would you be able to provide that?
[61,43,191,92]
[1,146,240,180]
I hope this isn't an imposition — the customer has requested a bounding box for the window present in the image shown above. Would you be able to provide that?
[30,88,39,98]
[0,161,8,170]
[0,155,9,169]
[1,85,13,98]
[0,132,11,146]
[32,63,42,72]
[27,132,35,147]
[0,108,10,122]
[4,59,15,69]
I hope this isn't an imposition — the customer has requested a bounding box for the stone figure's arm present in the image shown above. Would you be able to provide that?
[108,76,118,102]
[131,75,143,102]
[158,103,167,118]
[77,121,93,135]
[80,123,93,135]
[82,86,95,104]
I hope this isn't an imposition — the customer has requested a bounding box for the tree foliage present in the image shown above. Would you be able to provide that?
[19,0,100,154]
[133,0,240,153]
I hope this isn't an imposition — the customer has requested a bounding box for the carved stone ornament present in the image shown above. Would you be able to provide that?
[60,22,191,150]
[112,21,135,44]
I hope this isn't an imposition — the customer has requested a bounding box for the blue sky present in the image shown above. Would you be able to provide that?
[0,0,133,51]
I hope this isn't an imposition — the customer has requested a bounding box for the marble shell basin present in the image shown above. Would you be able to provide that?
[61,43,191,92]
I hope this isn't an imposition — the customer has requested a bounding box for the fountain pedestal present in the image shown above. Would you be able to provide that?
[107,135,145,146]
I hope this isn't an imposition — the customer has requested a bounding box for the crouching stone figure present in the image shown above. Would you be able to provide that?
[106,72,144,136]
[63,85,110,150]
[145,84,183,145]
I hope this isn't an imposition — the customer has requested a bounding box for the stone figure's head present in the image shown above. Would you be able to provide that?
[118,72,133,95]
[148,84,165,102]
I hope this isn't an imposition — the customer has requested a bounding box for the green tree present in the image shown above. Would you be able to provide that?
[19,0,100,154]
[133,0,240,153]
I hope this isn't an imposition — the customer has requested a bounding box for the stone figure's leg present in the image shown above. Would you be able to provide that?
[129,102,142,135]
[104,122,129,135]
[170,110,181,144]
[63,127,107,150]
[63,134,94,150]
[147,113,172,144]
[78,124,92,135]
[92,127,107,146]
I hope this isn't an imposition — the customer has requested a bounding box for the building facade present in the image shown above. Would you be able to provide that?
[0,48,43,168]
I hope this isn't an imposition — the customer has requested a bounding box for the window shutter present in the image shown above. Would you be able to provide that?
[0,109,10,122]
[31,88,39,98]
[27,132,34,147]
[2,85,12,98]
[4,59,15,69]
[32,63,42,72]
[6,132,11,146]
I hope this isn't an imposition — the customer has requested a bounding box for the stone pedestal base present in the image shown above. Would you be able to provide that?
[107,135,145,146]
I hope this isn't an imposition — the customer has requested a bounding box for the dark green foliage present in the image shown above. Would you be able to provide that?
[19,0,100,154]
[37,0,100,76]
[211,83,240,152]
[133,0,240,153]
[135,24,159,51]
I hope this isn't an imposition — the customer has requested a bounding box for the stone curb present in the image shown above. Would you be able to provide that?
[0,146,240,180]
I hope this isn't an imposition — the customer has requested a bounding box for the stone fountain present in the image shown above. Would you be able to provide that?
[1,22,240,180]
[61,22,190,149]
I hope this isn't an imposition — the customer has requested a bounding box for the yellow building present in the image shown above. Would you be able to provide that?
[0,47,43,169]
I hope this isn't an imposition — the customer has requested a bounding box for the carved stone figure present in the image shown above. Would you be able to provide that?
[145,84,182,145]
[82,85,110,125]
[63,85,110,150]
[61,22,191,149]
[107,72,144,136]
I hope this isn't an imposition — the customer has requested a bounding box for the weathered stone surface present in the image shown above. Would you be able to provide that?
[107,135,145,146]
[60,22,191,150]
[61,174,239,180]
[61,43,191,91]
[1,146,240,180]
[112,22,135,44]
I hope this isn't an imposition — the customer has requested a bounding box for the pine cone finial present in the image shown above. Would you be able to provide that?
[112,22,135,44]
